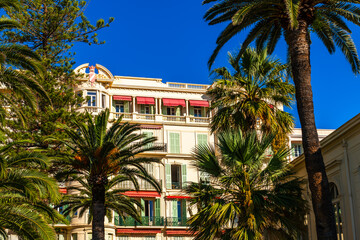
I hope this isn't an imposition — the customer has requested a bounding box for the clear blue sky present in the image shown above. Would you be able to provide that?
[72,0,360,130]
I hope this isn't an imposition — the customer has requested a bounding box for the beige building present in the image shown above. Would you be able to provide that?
[293,113,360,240]
[50,63,334,240]
[54,64,215,240]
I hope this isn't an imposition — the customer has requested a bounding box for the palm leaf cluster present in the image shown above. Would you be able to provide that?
[185,130,307,240]
[208,47,294,149]
[60,176,142,224]
[203,0,360,73]
[55,109,161,239]
[0,142,64,240]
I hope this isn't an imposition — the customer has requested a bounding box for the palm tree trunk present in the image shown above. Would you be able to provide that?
[92,183,106,240]
[286,20,337,240]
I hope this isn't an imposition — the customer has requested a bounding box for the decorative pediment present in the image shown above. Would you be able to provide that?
[74,63,114,85]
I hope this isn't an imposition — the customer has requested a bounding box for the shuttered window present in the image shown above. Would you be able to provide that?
[197,134,208,146]
[169,133,180,154]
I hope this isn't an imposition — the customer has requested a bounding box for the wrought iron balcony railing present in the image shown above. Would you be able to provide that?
[165,217,188,226]
[114,216,164,226]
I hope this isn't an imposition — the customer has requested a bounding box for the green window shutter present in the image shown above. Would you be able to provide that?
[190,106,194,116]
[114,211,119,225]
[111,99,116,112]
[200,171,211,184]
[172,200,178,218]
[162,106,167,115]
[141,198,145,217]
[197,134,208,146]
[124,102,129,113]
[150,105,154,114]
[155,199,160,217]
[176,106,181,116]
[169,133,180,154]
[144,132,154,148]
[165,164,171,189]
[181,200,187,218]
[140,105,145,114]
[181,164,187,188]
[201,107,206,117]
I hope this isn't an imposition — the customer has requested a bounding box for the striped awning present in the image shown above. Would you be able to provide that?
[189,100,209,107]
[166,195,192,199]
[116,229,161,234]
[162,98,185,107]
[165,230,195,236]
[113,95,132,101]
[123,191,161,198]
[137,97,155,105]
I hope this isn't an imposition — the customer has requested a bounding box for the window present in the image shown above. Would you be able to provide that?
[330,183,343,240]
[101,94,106,108]
[167,107,176,115]
[71,233,77,240]
[197,134,207,147]
[169,133,180,153]
[143,132,154,148]
[171,165,181,189]
[57,234,65,240]
[87,91,97,107]
[292,143,303,157]
[194,107,202,117]
[169,199,187,226]
[87,233,92,240]
[166,164,186,189]
[115,103,124,113]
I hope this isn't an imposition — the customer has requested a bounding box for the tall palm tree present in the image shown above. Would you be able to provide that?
[56,109,161,240]
[202,0,360,237]
[0,143,64,239]
[208,47,294,149]
[185,130,307,240]
[59,176,142,225]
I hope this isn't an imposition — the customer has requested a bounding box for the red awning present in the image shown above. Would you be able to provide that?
[140,124,163,129]
[166,230,194,236]
[123,191,161,198]
[113,95,132,101]
[163,98,185,107]
[59,188,67,194]
[166,196,192,199]
[189,100,209,107]
[116,229,161,234]
[137,97,155,105]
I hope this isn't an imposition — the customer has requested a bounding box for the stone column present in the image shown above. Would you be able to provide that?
[155,98,158,114]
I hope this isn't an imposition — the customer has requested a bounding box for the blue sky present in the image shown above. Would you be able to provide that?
[72,0,360,130]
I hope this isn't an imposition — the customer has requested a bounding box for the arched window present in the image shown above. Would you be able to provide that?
[330,182,343,240]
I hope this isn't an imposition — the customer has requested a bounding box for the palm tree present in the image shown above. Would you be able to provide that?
[185,130,307,240]
[202,0,360,237]
[56,109,161,240]
[0,143,64,239]
[0,0,49,124]
[59,176,142,225]
[208,47,294,149]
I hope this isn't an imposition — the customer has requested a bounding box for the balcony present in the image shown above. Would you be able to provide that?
[117,179,162,190]
[165,217,188,227]
[113,112,132,120]
[171,182,182,190]
[115,216,164,226]
[189,116,210,123]
[163,115,186,123]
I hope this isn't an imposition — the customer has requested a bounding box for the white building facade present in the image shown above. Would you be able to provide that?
[53,64,334,240]
[55,64,215,240]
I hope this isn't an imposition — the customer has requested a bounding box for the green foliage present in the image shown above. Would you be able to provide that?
[54,109,161,234]
[203,0,360,72]
[60,176,142,224]
[0,142,65,240]
[1,0,113,151]
[208,47,294,149]
[185,130,308,240]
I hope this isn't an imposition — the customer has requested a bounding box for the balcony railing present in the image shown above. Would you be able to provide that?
[163,115,186,122]
[136,113,155,121]
[117,179,162,190]
[165,217,188,226]
[189,116,210,123]
[113,112,132,120]
[150,143,167,152]
[83,106,101,113]
[171,182,182,189]
[115,216,164,226]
